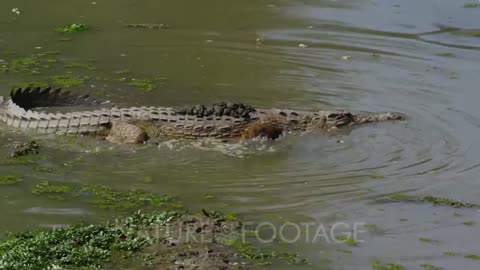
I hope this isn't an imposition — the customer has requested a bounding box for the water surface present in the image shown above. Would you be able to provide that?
[1,0,480,269]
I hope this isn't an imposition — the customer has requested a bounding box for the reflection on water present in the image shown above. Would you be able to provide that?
[1,0,480,269]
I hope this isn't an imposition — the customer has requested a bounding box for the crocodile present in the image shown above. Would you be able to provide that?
[0,87,405,144]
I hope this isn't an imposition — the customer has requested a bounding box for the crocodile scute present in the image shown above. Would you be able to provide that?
[175,102,256,119]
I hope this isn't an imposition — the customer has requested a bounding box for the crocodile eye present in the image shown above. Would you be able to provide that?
[327,113,339,119]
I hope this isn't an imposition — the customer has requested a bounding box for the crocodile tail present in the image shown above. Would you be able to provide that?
[9,86,110,110]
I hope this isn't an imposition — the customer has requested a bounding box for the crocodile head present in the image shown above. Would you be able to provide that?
[324,111,355,128]
[304,111,355,130]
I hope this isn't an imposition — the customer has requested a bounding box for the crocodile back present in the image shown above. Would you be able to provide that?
[0,99,255,138]
[137,109,252,139]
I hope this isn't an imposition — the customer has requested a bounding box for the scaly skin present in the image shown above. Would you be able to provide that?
[0,87,405,144]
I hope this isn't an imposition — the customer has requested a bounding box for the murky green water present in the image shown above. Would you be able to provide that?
[1,0,480,269]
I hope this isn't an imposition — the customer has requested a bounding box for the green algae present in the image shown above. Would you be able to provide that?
[65,62,96,70]
[48,74,86,87]
[32,166,62,173]
[336,235,359,246]
[464,254,480,260]
[2,53,162,96]
[371,259,404,270]
[81,185,179,210]
[0,210,177,269]
[421,195,477,208]
[388,193,479,208]
[85,147,103,155]
[128,78,155,92]
[364,224,379,230]
[369,174,385,179]
[452,29,480,37]
[0,175,22,185]
[223,211,239,221]
[462,221,475,226]
[419,237,440,244]
[114,69,131,75]
[389,193,413,201]
[443,251,458,256]
[436,53,455,57]
[30,181,180,211]
[224,240,308,265]
[125,23,170,29]
[374,263,405,270]
[44,50,61,55]
[31,181,72,194]
[202,193,215,199]
[9,81,50,89]
[1,156,37,165]
[55,23,88,33]
[142,176,153,184]
[345,237,358,246]
[2,57,39,73]
[464,3,480,8]
[336,248,352,254]
[56,133,78,143]
[419,264,442,270]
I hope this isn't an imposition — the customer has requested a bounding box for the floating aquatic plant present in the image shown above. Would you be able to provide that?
[1,57,39,73]
[30,181,181,211]
[0,175,22,185]
[55,23,88,33]
[464,3,480,8]
[48,74,86,87]
[128,78,155,92]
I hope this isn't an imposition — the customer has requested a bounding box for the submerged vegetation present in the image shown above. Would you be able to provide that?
[464,254,480,260]
[128,78,156,92]
[463,3,480,8]
[0,175,22,185]
[370,259,404,270]
[1,57,39,73]
[30,181,180,210]
[388,193,479,208]
[419,263,442,270]
[125,23,170,29]
[48,74,86,87]
[225,240,308,265]
[1,50,161,94]
[419,237,440,244]
[436,52,455,57]
[451,29,480,37]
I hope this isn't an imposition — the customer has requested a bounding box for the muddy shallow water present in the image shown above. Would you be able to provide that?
[1,0,480,269]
